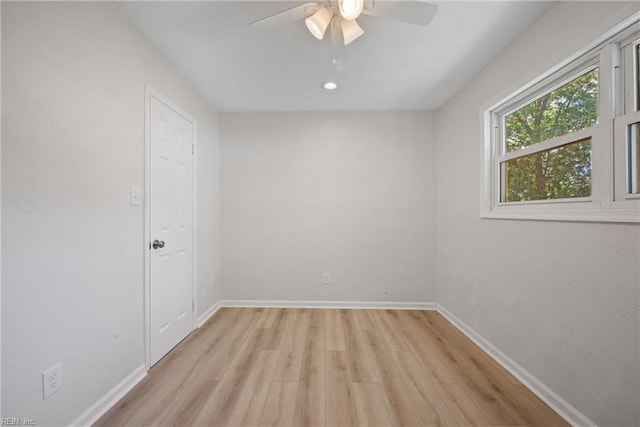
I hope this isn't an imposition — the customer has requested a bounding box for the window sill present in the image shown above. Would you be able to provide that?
[480,208,640,223]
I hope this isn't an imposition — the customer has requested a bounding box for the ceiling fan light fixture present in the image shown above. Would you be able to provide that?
[341,19,364,45]
[339,0,364,20]
[305,7,332,40]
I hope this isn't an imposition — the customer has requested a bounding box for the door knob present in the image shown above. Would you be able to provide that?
[152,240,165,250]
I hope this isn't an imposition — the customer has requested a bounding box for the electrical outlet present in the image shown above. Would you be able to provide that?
[323,272,331,285]
[42,363,63,399]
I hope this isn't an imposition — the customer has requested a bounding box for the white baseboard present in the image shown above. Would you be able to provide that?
[219,299,437,310]
[197,301,221,327]
[436,305,595,427]
[69,364,146,427]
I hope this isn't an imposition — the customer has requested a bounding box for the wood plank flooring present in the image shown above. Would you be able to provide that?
[95,308,568,427]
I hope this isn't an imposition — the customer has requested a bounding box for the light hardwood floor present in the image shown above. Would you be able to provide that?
[95,308,568,426]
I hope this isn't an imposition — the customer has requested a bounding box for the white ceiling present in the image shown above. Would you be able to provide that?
[114,1,552,111]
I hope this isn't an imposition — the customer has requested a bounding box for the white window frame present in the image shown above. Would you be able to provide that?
[480,14,640,223]
[613,38,640,205]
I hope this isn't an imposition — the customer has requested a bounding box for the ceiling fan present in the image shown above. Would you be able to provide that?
[248,0,438,46]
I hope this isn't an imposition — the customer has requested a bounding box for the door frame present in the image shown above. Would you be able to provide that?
[143,85,198,370]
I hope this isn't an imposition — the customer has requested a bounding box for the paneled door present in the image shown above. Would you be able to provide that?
[148,94,194,366]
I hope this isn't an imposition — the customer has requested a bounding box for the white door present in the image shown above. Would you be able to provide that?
[149,94,194,366]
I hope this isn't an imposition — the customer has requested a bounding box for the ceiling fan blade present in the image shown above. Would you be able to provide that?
[247,2,320,30]
[362,1,438,26]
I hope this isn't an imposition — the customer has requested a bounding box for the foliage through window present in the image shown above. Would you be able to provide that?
[505,69,599,152]
[501,69,598,202]
[503,138,592,202]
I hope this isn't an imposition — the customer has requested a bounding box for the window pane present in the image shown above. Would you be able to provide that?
[505,69,598,152]
[502,138,592,202]
[636,45,639,111]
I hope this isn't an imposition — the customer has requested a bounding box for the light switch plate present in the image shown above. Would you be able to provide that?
[130,186,141,206]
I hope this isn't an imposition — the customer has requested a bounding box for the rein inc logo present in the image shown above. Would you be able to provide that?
[1,419,35,426]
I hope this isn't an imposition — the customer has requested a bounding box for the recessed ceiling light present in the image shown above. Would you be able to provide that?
[322,81,338,90]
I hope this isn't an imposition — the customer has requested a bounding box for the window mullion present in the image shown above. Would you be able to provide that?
[592,43,617,209]
[622,41,638,113]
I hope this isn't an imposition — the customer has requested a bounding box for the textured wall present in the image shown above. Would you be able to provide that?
[2,2,219,424]
[220,111,436,304]
[436,2,640,425]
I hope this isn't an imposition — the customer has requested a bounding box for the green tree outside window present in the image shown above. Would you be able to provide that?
[503,68,598,202]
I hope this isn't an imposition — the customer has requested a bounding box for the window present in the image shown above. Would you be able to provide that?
[501,68,598,203]
[482,16,640,222]
[614,36,640,204]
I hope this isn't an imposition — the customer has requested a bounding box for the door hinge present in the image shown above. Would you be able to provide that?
[192,144,195,155]
[192,300,195,312]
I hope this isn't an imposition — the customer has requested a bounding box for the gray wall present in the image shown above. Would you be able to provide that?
[435,2,640,425]
[1,2,220,424]
[220,112,437,303]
